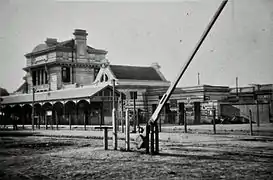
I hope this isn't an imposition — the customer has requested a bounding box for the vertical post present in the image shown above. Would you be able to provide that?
[133,92,136,133]
[112,79,115,109]
[121,96,124,133]
[150,123,155,155]
[104,128,108,150]
[212,109,216,134]
[112,108,117,150]
[38,114,40,129]
[45,114,48,130]
[125,109,130,151]
[256,100,260,127]
[56,111,59,130]
[249,109,253,136]
[0,94,2,127]
[146,123,150,154]
[84,112,86,131]
[236,76,238,97]
[63,105,66,127]
[154,122,159,154]
[159,114,162,132]
[32,88,35,131]
[69,113,71,130]
[136,109,139,131]
[50,115,53,130]
[184,111,187,133]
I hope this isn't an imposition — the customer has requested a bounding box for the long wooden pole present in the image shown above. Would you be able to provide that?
[149,0,229,125]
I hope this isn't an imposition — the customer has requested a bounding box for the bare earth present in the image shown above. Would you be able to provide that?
[0,133,273,180]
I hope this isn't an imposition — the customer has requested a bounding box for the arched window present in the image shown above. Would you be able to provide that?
[104,74,108,82]
[100,75,104,82]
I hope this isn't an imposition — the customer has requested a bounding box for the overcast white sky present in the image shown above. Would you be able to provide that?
[0,0,273,92]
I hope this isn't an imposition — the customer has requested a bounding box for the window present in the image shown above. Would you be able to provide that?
[100,73,109,82]
[37,70,40,85]
[45,70,48,84]
[41,70,44,84]
[94,68,99,80]
[32,71,36,86]
[104,74,108,82]
[62,67,71,83]
[130,91,137,99]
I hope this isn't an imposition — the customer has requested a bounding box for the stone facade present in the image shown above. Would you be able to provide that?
[22,29,108,94]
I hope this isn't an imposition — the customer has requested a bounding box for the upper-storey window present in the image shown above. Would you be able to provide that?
[62,67,71,83]
[130,91,137,99]
[100,73,109,82]
[32,71,37,86]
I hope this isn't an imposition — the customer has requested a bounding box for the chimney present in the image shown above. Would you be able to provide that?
[73,29,88,57]
[151,62,161,70]
[45,38,58,47]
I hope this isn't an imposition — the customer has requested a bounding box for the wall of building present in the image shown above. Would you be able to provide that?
[74,67,95,85]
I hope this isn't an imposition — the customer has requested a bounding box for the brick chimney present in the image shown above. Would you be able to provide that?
[73,29,88,57]
[45,38,58,47]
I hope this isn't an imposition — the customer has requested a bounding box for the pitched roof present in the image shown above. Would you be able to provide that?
[25,40,107,57]
[1,85,121,105]
[109,65,164,81]
[25,39,74,57]
[15,82,28,93]
[87,46,107,54]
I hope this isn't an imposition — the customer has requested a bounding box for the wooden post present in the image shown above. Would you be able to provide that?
[45,115,48,130]
[184,111,187,133]
[145,123,150,154]
[38,114,40,129]
[249,109,253,136]
[125,109,130,151]
[69,113,71,130]
[56,111,59,130]
[213,109,216,134]
[136,108,139,130]
[133,92,137,133]
[155,122,159,154]
[256,100,260,127]
[50,115,53,130]
[150,123,155,155]
[104,128,108,150]
[84,112,86,131]
[121,95,124,133]
[121,111,124,133]
[112,108,117,150]
[159,114,162,132]
[32,88,35,131]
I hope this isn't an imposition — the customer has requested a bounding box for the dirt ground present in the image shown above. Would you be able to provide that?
[0,133,273,180]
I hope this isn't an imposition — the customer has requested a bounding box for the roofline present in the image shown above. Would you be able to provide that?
[1,84,124,105]
[23,61,102,71]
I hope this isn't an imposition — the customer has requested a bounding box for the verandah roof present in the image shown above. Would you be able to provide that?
[1,85,121,105]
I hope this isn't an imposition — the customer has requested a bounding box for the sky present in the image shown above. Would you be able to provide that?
[0,0,273,92]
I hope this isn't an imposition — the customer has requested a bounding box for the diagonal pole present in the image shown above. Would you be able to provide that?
[149,0,228,125]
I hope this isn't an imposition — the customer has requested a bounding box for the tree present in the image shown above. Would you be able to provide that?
[0,87,9,96]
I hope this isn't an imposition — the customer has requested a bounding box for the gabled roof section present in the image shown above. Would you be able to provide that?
[87,46,108,54]
[15,82,28,94]
[109,65,165,81]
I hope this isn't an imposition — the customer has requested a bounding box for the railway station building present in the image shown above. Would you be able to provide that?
[1,29,272,127]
